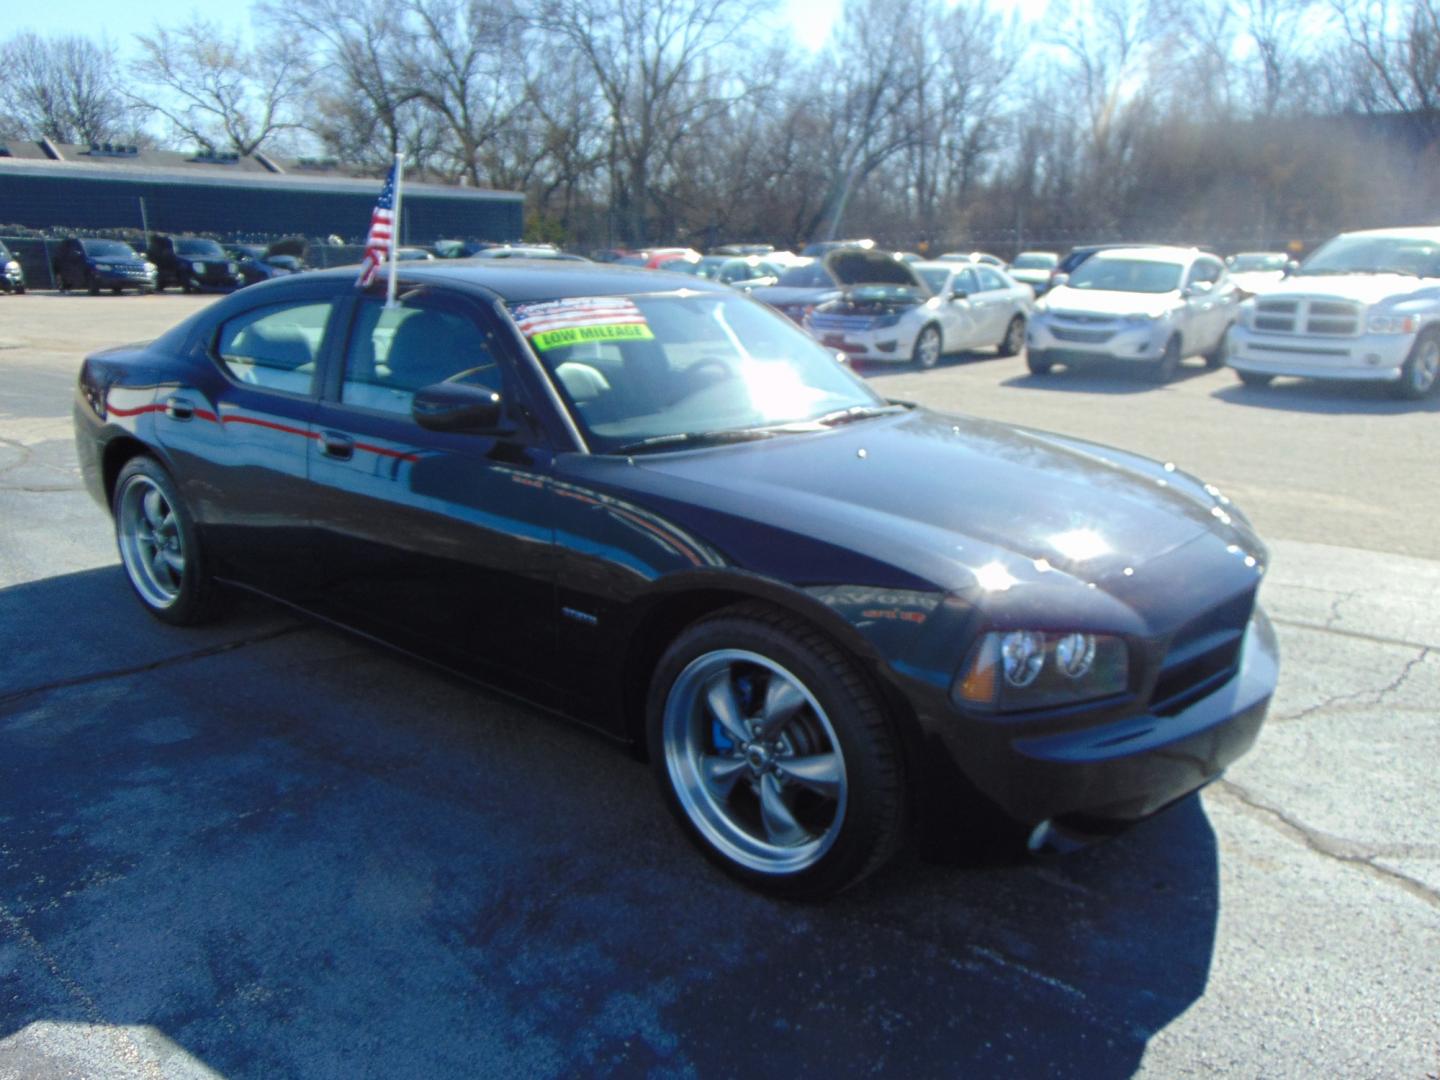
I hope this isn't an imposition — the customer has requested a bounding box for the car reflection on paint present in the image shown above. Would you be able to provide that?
[72,259,1278,898]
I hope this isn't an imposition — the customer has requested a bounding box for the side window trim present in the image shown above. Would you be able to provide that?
[208,294,345,400]
[331,287,539,438]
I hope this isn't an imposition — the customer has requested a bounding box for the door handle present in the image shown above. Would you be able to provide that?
[164,395,194,420]
[319,431,354,461]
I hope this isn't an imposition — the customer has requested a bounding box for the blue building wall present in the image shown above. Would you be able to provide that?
[0,168,524,243]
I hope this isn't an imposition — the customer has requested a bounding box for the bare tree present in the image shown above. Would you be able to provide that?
[258,0,431,173]
[1239,0,1321,114]
[0,33,132,144]
[130,18,308,156]
[539,0,766,243]
[1333,0,1440,122]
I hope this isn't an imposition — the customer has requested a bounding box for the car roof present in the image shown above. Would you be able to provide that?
[1088,245,1204,264]
[290,260,733,303]
[1332,226,1440,242]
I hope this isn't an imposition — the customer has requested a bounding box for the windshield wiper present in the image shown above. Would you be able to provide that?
[809,403,909,427]
[611,428,778,455]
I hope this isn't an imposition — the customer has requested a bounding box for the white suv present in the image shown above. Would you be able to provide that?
[1226,227,1440,400]
[1026,247,1239,383]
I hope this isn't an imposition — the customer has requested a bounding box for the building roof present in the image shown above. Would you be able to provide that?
[0,140,522,202]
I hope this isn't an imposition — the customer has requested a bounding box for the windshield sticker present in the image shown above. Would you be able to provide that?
[512,297,655,351]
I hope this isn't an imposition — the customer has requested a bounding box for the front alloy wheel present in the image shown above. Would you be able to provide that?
[1394,331,1440,399]
[912,324,942,369]
[649,607,903,898]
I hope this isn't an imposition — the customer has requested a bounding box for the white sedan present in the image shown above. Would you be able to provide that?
[1026,246,1240,382]
[804,260,1032,368]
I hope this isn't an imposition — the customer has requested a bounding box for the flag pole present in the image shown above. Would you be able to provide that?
[385,153,404,309]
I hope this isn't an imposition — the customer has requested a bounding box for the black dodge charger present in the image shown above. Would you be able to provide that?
[73,262,1278,898]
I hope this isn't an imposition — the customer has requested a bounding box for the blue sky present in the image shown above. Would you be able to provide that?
[15,0,845,52]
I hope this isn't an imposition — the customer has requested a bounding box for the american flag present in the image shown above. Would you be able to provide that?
[356,163,397,288]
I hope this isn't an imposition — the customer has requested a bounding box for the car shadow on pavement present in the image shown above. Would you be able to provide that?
[1002,361,1212,394]
[1211,378,1440,415]
[0,568,1219,1080]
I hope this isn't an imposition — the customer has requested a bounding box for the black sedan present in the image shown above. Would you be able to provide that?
[73,261,1277,898]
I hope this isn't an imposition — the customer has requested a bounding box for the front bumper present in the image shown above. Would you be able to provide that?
[1228,328,1410,381]
[919,608,1278,830]
[811,323,916,363]
[1028,316,1168,363]
[91,267,157,290]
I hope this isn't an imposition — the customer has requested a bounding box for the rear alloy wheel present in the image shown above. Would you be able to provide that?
[648,606,904,899]
[1151,336,1181,383]
[999,315,1026,357]
[912,324,943,369]
[1393,330,1440,400]
[113,457,223,625]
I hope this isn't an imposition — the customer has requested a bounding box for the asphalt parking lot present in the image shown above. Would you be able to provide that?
[1,293,1437,1079]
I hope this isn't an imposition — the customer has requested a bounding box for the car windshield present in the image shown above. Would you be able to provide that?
[1012,253,1057,269]
[776,263,831,288]
[232,246,266,259]
[1298,235,1440,277]
[268,255,301,269]
[916,267,951,293]
[175,239,226,257]
[1066,258,1183,294]
[509,291,882,452]
[1230,253,1287,271]
[82,240,136,258]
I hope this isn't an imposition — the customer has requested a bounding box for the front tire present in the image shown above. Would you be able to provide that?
[999,315,1026,357]
[912,323,942,369]
[1237,370,1273,388]
[1027,349,1053,375]
[113,457,223,626]
[647,605,904,899]
[1393,330,1440,399]
[1151,335,1181,383]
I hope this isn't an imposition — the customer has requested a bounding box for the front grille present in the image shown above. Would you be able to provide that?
[1052,327,1115,344]
[1151,587,1256,715]
[1254,298,1360,337]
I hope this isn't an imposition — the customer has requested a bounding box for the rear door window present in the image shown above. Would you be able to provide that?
[215,300,334,395]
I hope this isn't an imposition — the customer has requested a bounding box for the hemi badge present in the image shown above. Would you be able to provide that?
[562,607,599,627]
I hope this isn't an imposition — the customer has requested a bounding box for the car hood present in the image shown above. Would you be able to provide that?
[1229,271,1284,293]
[749,285,841,306]
[621,408,1261,596]
[1043,286,1179,318]
[1008,268,1050,283]
[1259,273,1440,305]
[824,248,924,287]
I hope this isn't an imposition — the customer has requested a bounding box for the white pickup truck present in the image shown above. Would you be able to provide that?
[1226,226,1440,400]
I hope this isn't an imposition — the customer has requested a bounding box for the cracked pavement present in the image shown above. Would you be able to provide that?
[1,295,1437,1078]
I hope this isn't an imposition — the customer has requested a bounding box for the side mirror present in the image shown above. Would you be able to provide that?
[1050,272,1069,287]
[950,288,969,301]
[1285,260,1300,276]
[1184,280,1214,298]
[412,382,513,434]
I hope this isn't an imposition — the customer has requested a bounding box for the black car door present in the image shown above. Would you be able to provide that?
[152,285,345,599]
[305,288,560,702]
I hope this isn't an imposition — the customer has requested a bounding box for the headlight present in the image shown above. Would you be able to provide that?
[1367,314,1417,334]
[1122,313,1155,324]
[953,630,1129,712]
[228,262,238,274]
[4,260,18,273]
[192,261,207,273]
[1236,300,1255,329]
[144,262,157,273]
[871,313,901,329]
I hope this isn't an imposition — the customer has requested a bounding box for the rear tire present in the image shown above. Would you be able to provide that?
[87,274,100,296]
[647,604,905,899]
[998,315,1025,357]
[1204,325,1231,369]
[1392,329,1440,399]
[113,457,224,626]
